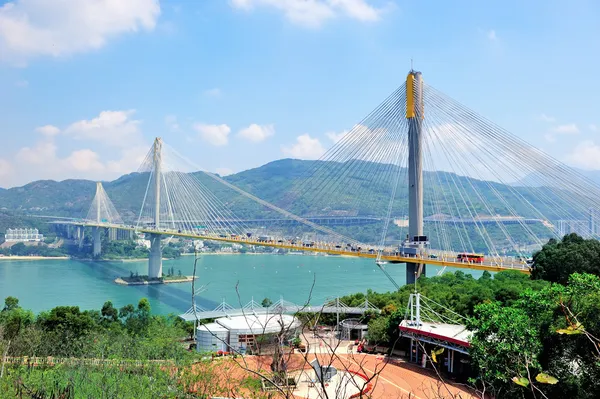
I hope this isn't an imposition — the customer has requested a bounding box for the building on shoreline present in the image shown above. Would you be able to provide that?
[5,228,44,242]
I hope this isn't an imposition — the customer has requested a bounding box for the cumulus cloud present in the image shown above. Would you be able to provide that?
[65,110,142,147]
[35,124,60,137]
[552,123,579,134]
[281,134,325,159]
[0,159,14,180]
[0,111,150,187]
[193,123,231,146]
[230,0,383,27]
[566,140,600,170]
[325,130,348,143]
[238,123,275,142]
[0,0,160,65]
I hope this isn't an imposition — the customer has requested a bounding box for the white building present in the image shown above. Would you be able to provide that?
[196,314,301,353]
[5,228,44,242]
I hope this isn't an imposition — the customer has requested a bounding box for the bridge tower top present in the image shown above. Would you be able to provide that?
[153,137,163,230]
[85,181,123,225]
[407,70,424,243]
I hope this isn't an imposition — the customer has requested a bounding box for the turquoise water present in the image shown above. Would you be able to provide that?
[0,254,483,315]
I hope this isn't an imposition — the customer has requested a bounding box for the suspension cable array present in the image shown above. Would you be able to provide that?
[83,71,600,272]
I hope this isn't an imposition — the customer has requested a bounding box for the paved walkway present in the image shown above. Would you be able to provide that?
[293,369,363,399]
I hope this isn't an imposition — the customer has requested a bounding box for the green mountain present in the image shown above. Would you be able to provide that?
[0,158,585,222]
[0,158,588,250]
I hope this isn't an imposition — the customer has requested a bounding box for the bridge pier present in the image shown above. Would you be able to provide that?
[148,138,163,279]
[406,70,426,286]
[149,233,163,278]
[92,227,101,257]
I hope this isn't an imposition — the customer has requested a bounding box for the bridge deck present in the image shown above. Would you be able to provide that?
[54,221,532,274]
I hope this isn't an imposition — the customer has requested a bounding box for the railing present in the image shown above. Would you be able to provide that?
[57,221,532,273]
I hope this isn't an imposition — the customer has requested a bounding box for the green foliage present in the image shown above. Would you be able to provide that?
[467,301,543,395]
[467,273,600,399]
[0,363,188,398]
[3,296,19,311]
[532,233,600,284]
[340,270,546,321]
[261,297,273,307]
[0,241,67,257]
[0,296,193,362]
[0,160,565,250]
[366,316,389,344]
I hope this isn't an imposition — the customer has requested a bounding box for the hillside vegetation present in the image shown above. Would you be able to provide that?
[0,158,580,249]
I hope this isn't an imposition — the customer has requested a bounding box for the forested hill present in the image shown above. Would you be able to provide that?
[0,158,584,223]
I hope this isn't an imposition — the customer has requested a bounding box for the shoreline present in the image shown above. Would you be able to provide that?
[0,256,70,261]
[114,276,197,286]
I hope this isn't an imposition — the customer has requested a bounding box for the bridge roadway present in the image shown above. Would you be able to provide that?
[57,221,532,274]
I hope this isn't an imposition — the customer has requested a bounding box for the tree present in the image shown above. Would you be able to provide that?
[366,316,389,344]
[119,304,135,319]
[9,242,26,256]
[2,296,19,312]
[532,234,600,284]
[468,273,600,398]
[101,301,118,323]
[261,297,273,307]
[467,301,543,397]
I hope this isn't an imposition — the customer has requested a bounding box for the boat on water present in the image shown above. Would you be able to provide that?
[288,251,304,255]
[375,260,388,266]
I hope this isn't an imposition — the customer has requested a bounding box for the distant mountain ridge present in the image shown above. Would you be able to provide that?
[0,158,591,224]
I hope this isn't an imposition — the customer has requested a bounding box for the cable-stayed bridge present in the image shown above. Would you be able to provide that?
[51,70,600,286]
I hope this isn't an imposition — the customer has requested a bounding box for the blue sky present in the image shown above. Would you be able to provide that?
[0,0,599,188]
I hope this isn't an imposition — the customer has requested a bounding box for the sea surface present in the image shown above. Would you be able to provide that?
[0,254,483,315]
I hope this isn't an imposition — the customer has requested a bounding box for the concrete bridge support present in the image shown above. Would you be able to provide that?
[406,70,426,286]
[148,137,163,279]
[93,227,101,257]
[149,234,163,279]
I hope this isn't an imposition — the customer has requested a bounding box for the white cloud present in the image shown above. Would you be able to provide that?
[14,79,28,87]
[65,110,142,147]
[35,124,60,137]
[538,113,555,123]
[566,140,600,170]
[487,29,497,40]
[552,123,579,134]
[215,167,234,176]
[325,130,348,143]
[0,111,151,187]
[204,88,222,97]
[281,134,325,159]
[193,123,231,146]
[230,0,383,27]
[62,149,105,173]
[16,140,57,164]
[238,123,275,142]
[0,0,160,65]
[0,159,14,180]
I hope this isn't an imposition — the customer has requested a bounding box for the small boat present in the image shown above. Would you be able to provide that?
[375,260,388,266]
